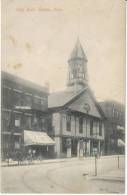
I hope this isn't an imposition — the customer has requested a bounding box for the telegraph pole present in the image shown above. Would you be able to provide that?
[95,154,97,176]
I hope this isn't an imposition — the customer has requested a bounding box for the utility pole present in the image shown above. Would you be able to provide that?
[95,154,97,176]
[118,155,120,169]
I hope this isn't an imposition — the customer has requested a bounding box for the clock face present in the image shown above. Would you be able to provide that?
[83,103,90,113]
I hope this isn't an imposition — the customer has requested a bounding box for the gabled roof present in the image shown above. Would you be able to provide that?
[48,86,105,119]
[48,88,86,108]
[69,38,87,61]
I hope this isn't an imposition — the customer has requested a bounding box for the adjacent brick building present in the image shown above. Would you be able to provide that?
[99,101,125,155]
[1,71,55,159]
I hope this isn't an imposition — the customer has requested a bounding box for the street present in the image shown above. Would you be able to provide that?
[1,156,125,193]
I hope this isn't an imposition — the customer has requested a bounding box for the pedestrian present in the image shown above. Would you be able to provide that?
[16,151,20,165]
[32,150,36,161]
[27,149,32,164]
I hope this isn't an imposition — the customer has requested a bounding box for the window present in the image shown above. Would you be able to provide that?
[79,117,83,133]
[90,120,93,135]
[72,67,77,78]
[99,122,102,136]
[33,96,46,109]
[32,115,40,130]
[34,96,42,104]
[14,142,20,149]
[24,94,32,107]
[39,117,45,131]
[15,119,20,127]
[62,138,67,153]
[13,91,23,107]
[2,86,11,108]
[24,115,32,129]
[2,111,11,131]
[66,115,71,131]
[14,113,22,128]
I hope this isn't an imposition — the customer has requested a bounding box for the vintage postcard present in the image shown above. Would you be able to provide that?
[1,0,126,194]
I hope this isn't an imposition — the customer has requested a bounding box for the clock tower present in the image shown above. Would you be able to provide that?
[67,38,88,92]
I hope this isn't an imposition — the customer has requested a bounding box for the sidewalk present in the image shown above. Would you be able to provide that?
[92,168,125,182]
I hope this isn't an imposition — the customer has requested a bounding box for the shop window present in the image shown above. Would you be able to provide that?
[99,122,102,136]
[66,138,71,148]
[79,117,83,133]
[14,142,20,149]
[66,115,71,131]
[62,138,67,153]
[90,120,93,135]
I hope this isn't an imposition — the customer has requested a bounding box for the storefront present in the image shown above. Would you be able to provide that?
[23,130,55,159]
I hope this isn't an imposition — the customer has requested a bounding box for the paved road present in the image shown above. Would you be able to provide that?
[1,156,125,193]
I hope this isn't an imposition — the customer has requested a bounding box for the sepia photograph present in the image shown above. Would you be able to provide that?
[1,0,126,194]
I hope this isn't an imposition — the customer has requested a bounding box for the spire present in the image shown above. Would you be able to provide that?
[69,38,87,62]
[67,38,88,92]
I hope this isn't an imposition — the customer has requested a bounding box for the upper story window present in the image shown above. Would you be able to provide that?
[34,96,45,106]
[2,86,12,108]
[33,115,38,125]
[79,117,83,133]
[99,122,102,136]
[90,120,93,135]
[39,117,46,131]
[66,114,71,132]
[14,114,21,127]
[15,119,20,127]
[13,90,23,107]
[24,114,32,129]
[24,94,32,107]
[2,110,11,131]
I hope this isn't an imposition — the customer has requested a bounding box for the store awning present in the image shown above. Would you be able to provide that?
[24,130,55,146]
[117,139,125,147]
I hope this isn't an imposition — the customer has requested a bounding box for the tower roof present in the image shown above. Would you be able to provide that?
[69,38,87,61]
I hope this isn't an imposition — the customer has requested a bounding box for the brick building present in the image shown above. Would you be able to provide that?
[1,71,55,160]
[99,101,125,155]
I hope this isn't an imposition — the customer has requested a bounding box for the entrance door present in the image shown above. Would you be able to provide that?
[72,139,78,157]
[66,138,72,158]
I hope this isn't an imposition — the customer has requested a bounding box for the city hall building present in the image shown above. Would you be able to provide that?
[48,39,105,158]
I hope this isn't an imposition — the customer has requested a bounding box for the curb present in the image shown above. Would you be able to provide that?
[1,158,79,167]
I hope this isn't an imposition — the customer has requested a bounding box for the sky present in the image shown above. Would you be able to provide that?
[2,0,125,103]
